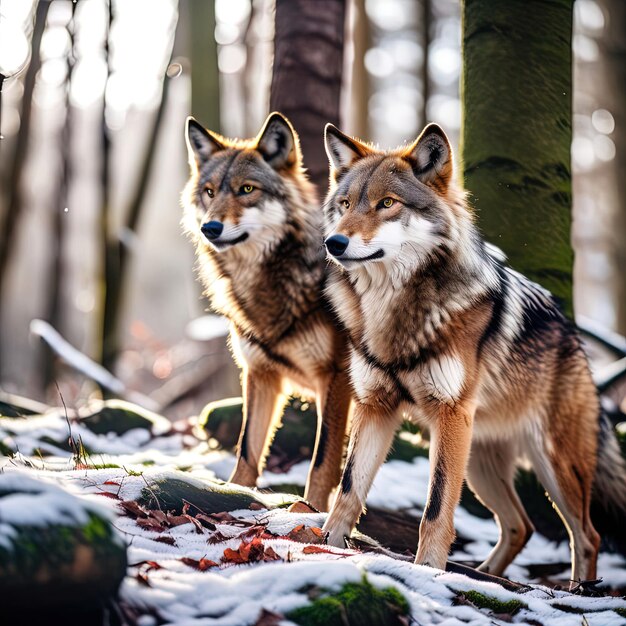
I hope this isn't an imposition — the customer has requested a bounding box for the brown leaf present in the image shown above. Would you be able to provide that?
[184,514,205,534]
[149,510,168,524]
[195,514,217,530]
[132,560,162,572]
[103,480,120,486]
[223,547,247,564]
[248,502,265,511]
[207,531,230,545]
[263,546,282,562]
[137,517,167,533]
[239,525,266,541]
[120,500,148,519]
[287,501,318,514]
[135,571,151,587]
[97,491,121,500]
[222,537,268,565]
[154,535,176,546]
[302,545,348,556]
[180,557,219,571]
[287,525,326,544]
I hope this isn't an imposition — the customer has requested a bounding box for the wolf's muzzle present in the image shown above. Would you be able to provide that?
[201,220,224,240]
[325,234,349,257]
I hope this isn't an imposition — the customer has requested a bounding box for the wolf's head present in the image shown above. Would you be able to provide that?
[323,124,471,279]
[182,112,306,253]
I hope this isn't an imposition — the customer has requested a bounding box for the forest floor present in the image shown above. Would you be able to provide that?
[1,397,626,625]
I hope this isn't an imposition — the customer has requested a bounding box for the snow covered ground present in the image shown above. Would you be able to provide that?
[1,404,626,625]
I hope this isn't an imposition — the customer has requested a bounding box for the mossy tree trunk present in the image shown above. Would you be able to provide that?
[461,0,574,316]
[270,0,346,195]
[597,0,626,334]
[187,0,220,131]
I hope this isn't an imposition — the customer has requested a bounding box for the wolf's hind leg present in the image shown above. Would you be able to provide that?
[467,439,534,576]
[229,368,286,487]
[526,433,600,585]
[305,370,352,511]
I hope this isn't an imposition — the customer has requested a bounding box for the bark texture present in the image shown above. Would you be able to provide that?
[187,0,220,131]
[461,0,574,316]
[597,0,626,334]
[270,0,346,194]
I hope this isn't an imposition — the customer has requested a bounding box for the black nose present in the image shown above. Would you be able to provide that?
[201,220,224,240]
[325,234,349,257]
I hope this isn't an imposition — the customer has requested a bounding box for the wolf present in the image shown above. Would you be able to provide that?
[319,122,626,582]
[182,112,352,511]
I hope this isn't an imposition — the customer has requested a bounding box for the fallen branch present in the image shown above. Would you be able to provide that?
[30,319,158,411]
[577,315,626,357]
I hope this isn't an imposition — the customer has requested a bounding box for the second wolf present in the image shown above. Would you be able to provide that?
[182,112,351,510]
[320,122,626,582]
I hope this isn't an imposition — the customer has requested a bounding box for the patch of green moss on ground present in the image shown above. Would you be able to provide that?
[0,512,121,581]
[460,590,526,614]
[288,577,409,626]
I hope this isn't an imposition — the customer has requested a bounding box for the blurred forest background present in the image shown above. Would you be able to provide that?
[0,0,624,419]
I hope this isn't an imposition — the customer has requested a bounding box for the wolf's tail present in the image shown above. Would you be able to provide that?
[591,410,626,553]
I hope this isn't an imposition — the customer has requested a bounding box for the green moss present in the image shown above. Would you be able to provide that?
[461,0,574,316]
[460,590,526,615]
[135,475,293,514]
[261,483,305,497]
[79,400,170,436]
[288,577,409,626]
[0,512,122,581]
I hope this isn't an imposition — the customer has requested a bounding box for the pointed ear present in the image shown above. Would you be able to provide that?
[324,124,369,175]
[185,117,225,168]
[255,112,300,169]
[405,123,453,190]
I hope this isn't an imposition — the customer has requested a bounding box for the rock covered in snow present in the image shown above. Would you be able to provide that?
[0,470,127,612]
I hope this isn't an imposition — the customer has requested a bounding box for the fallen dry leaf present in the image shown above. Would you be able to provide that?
[287,501,317,514]
[120,500,148,519]
[154,535,176,546]
[180,557,219,571]
[286,525,325,544]
[302,545,349,556]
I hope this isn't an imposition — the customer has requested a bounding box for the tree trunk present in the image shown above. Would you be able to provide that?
[461,0,574,317]
[187,0,220,131]
[0,0,50,371]
[420,0,431,130]
[270,0,346,195]
[347,0,370,139]
[44,4,77,385]
[597,0,626,334]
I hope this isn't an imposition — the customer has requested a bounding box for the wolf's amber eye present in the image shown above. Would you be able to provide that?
[382,197,394,208]
[206,188,214,198]
[242,185,254,194]
[341,199,349,209]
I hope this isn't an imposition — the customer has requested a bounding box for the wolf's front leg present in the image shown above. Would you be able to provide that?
[229,368,286,487]
[415,400,475,569]
[305,370,352,511]
[322,403,400,546]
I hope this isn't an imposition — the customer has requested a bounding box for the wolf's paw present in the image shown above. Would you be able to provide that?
[323,523,351,548]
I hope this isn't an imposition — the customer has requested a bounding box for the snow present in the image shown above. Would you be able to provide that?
[1,409,625,624]
[0,469,122,550]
